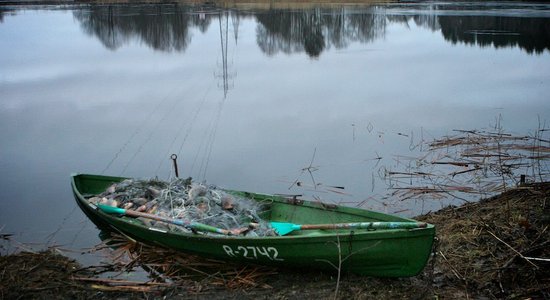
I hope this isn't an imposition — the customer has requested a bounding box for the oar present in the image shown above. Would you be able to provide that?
[97,204,246,236]
[271,221,427,236]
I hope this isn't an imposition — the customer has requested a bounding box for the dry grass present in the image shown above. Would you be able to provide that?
[418,182,550,298]
[1,183,549,299]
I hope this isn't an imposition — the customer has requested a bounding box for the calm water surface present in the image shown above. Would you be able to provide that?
[1,2,549,257]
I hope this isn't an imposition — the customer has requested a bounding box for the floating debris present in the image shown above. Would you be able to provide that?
[385,126,550,203]
[88,177,276,237]
[93,232,277,291]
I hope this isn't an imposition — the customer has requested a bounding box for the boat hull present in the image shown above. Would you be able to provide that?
[71,173,435,277]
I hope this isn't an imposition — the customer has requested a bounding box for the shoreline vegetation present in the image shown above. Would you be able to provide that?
[14,0,550,8]
[1,2,548,298]
[2,2,549,57]
[2,182,549,299]
[1,0,393,6]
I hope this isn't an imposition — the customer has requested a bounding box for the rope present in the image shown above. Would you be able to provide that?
[101,91,172,175]
[108,10,239,178]
[155,80,214,177]
[199,12,239,181]
[191,12,236,180]
[200,96,227,181]
[120,87,188,176]
[189,116,212,178]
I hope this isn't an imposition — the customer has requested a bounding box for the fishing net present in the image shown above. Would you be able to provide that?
[88,177,276,237]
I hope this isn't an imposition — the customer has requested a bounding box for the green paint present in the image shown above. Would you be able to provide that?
[72,173,435,277]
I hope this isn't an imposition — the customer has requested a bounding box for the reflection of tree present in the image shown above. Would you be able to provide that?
[438,16,550,54]
[71,4,550,56]
[0,9,17,23]
[73,5,211,52]
[256,8,387,58]
[345,9,387,44]
[256,11,315,56]
[255,6,550,57]
[386,2,550,54]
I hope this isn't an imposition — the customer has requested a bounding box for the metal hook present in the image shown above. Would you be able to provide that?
[171,154,179,178]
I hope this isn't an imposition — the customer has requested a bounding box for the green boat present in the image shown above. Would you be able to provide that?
[71,173,435,277]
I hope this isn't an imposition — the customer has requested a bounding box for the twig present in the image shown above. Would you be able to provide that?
[439,250,464,280]
[90,284,155,292]
[523,256,550,262]
[486,230,539,269]
[72,276,171,286]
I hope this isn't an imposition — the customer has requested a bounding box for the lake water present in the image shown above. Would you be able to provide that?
[1,1,549,257]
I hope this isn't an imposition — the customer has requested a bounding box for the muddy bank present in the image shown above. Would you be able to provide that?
[1,183,549,299]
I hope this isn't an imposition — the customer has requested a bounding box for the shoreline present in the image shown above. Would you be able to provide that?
[2,182,549,299]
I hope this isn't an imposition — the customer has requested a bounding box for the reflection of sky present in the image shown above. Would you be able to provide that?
[0,7,549,255]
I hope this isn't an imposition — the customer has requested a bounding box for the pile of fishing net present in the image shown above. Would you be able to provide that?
[88,177,276,237]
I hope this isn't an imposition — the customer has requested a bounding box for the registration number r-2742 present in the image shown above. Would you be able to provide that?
[222,245,284,261]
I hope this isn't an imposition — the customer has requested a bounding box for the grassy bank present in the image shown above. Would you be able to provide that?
[1,182,549,299]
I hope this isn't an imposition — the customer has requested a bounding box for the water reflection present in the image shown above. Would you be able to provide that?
[0,8,17,23]
[256,8,387,57]
[73,5,200,51]
[439,16,550,54]
[0,2,549,260]
[71,4,550,57]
